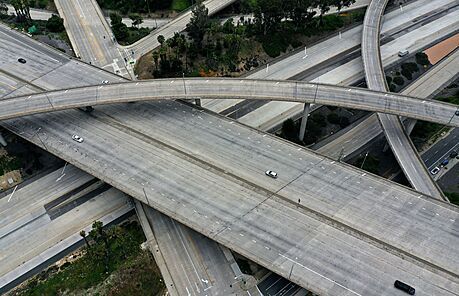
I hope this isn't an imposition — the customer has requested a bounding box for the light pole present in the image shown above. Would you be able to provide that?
[360,151,369,169]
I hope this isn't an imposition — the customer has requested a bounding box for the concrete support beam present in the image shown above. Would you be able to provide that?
[299,103,311,142]
[0,132,6,146]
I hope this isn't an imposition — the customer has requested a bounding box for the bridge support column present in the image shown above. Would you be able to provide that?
[405,119,417,135]
[195,98,201,107]
[0,132,6,146]
[298,103,311,142]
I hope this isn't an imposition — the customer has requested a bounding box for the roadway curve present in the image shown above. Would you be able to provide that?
[361,0,447,200]
[1,79,458,126]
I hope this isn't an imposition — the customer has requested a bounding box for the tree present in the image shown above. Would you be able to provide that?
[46,14,64,32]
[0,2,8,16]
[152,51,160,71]
[110,12,128,41]
[79,230,91,251]
[157,34,165,47]
[10,0,31,22]
[89,220,110,272]
[129,13,143,28]
[186,0,210,45]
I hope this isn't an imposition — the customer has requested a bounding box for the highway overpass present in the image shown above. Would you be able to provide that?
[361,0,446,200]
[1,13,459,296]
[1,79,458,125]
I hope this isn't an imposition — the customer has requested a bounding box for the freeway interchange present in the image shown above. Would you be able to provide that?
[0,0,459,295]
[1,79,458,125]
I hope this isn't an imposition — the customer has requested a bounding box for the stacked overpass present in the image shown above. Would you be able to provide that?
[361,0,446,199]
[1,25,459,295]
[1,79,458,125]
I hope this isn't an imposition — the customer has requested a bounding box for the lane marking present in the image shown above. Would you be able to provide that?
[279,254,362,296]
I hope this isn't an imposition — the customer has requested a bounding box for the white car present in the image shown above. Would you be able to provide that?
[72,134,84,143]
[102,80,109,84]
[398,49,409,57]
[430,167,440,175]
[265,170,278,179]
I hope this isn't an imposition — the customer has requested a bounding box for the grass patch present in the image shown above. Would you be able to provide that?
[119,27,151,45]
[438,96,459,105]
[0,155,21,175]
[445,192,459,206]
[171,0,191,11]
[411,121,443,142]
[15,220,164,295]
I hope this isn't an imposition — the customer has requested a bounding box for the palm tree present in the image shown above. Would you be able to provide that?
[152,51,160,71]
[157,35,165,47]
[80,230,91,252]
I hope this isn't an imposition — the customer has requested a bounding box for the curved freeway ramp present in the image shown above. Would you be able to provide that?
[362,0,448,200]
[1,79,458,125]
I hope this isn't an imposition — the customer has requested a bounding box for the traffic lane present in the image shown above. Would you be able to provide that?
[3,110,459,295]
[0,165,93,241]
[19,100,459,278]
[1,79,458,126]
[236,7,459,131]
[146,209,224,295]
[423,128,459,169]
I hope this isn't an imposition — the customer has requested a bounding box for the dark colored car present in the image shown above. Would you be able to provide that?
[455,110,459,116]
[450,151,458,158]
[394,280,415,295]
[441,158,449,166]
[18,58,26,64]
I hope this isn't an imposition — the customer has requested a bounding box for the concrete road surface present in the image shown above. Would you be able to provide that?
[1,18,459,296]
[0,165,132,292]
[1,79,457,125]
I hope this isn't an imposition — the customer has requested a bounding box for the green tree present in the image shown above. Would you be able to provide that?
[0,2,8,15]
[79,230,91,251]
[152,51,160,71]
[157,34,165,47]
[46,14,64,32]
[110,12,128,41]
[129,13,143,28]
[89,221,110,272]
[10,0,31,22]
[186,0,210,45]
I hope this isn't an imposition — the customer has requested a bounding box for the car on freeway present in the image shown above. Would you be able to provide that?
[72,134,84,143]
[450,151,458,158]
[265,170,278,179]
[18,58,26,64]
[102,80,109,84]
[398,50,409,57]
[455,110,459,116]
[430,167,440,175]
[394,280,415,295]
[440,158,449,167]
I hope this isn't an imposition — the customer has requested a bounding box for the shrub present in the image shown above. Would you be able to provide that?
[389,83,396,92]
[282,118,298,141]
[46,15,64,33]
[339,117,350,128]
[386,76,392,85]
[260,34,288,57]
[393,76,404,86]
[327,113,340,124]
[401,68,412,80]
[311,113,326,127]
[401,62,419,73]
[415,52,430,66]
